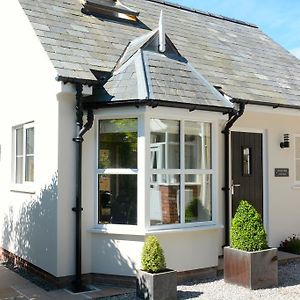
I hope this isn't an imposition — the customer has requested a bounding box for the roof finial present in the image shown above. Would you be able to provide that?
[159,10,166,53]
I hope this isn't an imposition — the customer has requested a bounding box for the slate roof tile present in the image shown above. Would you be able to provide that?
[18,0,300,106]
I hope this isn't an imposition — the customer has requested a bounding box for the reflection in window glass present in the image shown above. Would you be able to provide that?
[150,174,180,225]
[99,119,137,169]
[98,174,137,225]
[185,174,212,223]
[150,119,179,169]
[185,122,211,169]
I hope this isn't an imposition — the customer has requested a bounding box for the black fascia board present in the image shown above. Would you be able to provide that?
[56,75,99,86]
[82,98,234,114]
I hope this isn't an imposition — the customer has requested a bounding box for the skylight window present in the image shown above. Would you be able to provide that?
[81,0,139,21]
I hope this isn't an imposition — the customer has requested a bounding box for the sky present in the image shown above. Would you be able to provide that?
[171,0,300,59]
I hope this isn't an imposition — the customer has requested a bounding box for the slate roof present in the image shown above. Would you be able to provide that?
[96,27,232,110]
[19,0,300,107]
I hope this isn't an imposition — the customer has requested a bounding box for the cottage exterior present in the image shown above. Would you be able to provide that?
[1,0,300,285]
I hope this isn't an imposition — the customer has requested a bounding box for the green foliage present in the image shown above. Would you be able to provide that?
[185,198,211,222]
[141,236,166,273]
[279,234,300,254]
[230,200,268,251]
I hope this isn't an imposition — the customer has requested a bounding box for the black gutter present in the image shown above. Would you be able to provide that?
[82,98,234,114]
[232,98,300,111]
[56,75,99,86]
[222,102,245,247]
[71,84,94,292]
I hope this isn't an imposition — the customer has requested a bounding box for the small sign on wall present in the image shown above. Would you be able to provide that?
[274,168,289,177]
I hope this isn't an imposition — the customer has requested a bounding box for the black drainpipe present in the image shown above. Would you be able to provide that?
[72,83,94,292]
[222,102,245,247]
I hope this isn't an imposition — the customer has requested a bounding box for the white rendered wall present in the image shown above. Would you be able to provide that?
[0,0,60,275]
[233,107,300,247]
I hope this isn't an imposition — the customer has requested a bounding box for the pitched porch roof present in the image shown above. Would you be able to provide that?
[85,26,232,111]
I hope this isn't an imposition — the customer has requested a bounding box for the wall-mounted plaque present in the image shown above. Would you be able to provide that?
[275,168,289,177]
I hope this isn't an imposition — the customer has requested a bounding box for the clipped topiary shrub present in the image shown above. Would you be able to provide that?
[230,200,268,251]
[141,235,166,273]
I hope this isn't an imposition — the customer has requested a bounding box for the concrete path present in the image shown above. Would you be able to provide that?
[0,264,133,300]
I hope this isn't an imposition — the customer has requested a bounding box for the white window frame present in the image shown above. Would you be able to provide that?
[146,110,218,231]
[295,135,300,185]
[95,115,142,232]
[11,122,35,191]
[92,106,221,234]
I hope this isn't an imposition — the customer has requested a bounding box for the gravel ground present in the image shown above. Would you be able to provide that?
[103,261,300,300]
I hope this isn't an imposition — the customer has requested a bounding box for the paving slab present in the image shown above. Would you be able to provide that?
[0,263,133,299]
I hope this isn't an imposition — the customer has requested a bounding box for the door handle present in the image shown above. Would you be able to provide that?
[231,183,241,195]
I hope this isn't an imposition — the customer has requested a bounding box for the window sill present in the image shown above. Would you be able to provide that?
[89,225,145,236]
[10,184,36,194]
[88,224,223,236]
[146,224,223,235]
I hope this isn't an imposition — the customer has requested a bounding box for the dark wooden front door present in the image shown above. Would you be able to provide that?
[231,132,263,218]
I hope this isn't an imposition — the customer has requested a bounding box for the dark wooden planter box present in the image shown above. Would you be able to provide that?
[224,246,278,289]
[136,269,177,300]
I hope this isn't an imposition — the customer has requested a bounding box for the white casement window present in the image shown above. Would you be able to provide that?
[97,118,138,225]
[150,119,212,226]
[13,123,35,184]
[295,136,300,183]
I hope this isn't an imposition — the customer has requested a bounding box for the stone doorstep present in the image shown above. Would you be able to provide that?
[277,251,300,264]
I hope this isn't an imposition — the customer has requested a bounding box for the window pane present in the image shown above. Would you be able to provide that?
[242,147,251,176]
[99,119,137,169]
[98,174,137,225]
[185,174,212,223]
[16,157,23,184]
[26,127,34,155]
[16,128,23,156]
[150,119,179,169]
[185,122,211,169]
[296,160,300,181]
[150,174,180,225]
[25,156,34,182]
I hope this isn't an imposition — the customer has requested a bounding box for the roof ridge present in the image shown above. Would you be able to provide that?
[145,0,258,28]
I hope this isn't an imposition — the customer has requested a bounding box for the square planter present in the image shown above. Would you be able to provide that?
[136,269,177,300]
[224,246,278,289]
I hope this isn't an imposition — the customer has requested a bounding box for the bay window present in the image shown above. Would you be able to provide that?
[97,115,214,229]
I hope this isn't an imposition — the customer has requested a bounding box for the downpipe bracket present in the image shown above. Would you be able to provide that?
[73,137,84,143]
[72,207,84,212]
